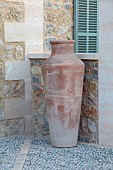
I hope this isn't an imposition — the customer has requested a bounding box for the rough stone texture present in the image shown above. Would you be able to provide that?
[31,59,49,136]
[0,98,5,120]
[0,22,4,62]
[0,48,4,122]
[0,16,5,121]
[0,62,5,80]
[0,0,24,22]
[0,44,4,62]
[44,0,73,51]
[4,42,25,61]
[5,80,25,99]
[0,22,4,39]
[78,60,98,143]
[0,118,25,136]
[31,59,98,144]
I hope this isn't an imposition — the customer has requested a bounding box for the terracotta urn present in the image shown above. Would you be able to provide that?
[41,40,84,147]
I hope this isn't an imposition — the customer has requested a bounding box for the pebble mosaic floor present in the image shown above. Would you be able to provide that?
[0,136,25,170]
[0,135,113,170]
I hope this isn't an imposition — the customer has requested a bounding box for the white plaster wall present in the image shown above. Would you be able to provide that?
[99,0,113,146]
[4,0,43,133]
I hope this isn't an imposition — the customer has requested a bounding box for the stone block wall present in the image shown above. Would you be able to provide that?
[0,0,26,136]
[0,0,43,136]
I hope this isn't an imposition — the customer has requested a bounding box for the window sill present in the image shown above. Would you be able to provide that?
[28,52,99,60]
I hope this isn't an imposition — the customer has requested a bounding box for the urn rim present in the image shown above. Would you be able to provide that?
[50,40,75,44]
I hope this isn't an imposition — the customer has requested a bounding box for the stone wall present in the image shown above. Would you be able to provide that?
[79,60,98,143]
[44,0,73,51]
[0,0,25,136]
[0,0,43,136]
[31,59,49,136]
[0,0,99,143]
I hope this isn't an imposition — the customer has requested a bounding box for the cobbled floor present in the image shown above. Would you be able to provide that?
[0,135,113,170]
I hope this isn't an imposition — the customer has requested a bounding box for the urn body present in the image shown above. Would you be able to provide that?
[41,40,84,147]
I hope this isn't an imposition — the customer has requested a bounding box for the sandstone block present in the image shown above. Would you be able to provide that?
[5,61,31,80]
[25,41,43,55]
[4,22,43,42]
[5,99,31,119]
[25,4,43,24]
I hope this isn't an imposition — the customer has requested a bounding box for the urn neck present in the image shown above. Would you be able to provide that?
[50,40,75,55]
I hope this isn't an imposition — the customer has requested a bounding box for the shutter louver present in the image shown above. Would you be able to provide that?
[75,0,98,53]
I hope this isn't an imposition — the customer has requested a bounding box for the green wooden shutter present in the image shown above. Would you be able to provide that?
[74,0,98,53]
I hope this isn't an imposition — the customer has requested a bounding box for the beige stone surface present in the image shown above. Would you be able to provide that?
[5,99,31,119]
[99,42,113,64]
[5,0,43,4]
[5,0,24,2]
[25,4,43,24]
[24,0,43,4]
[99,131,113,146]
[25,79,32,99]
[25,41,43,56]
[4,22,43,42]
[5,61,31,80]
[13,135,32,170]
[25,115,32,134]
[99,109,113,131]
[99,0,113,146]
[99,64,113,86]
[99,0,113,20]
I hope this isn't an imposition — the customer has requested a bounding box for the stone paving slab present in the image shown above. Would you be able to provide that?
[14,136,33,170]
[0,135,113,170]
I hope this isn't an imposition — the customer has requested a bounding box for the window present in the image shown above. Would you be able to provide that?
[74,0,98,53]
